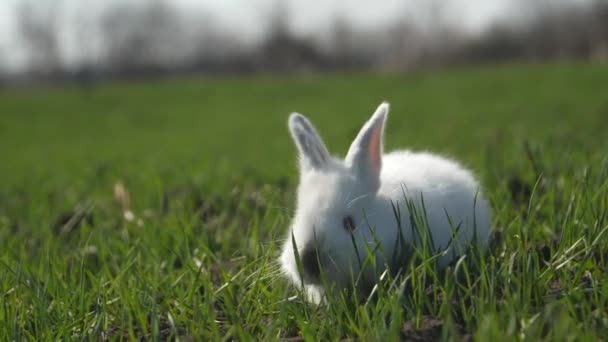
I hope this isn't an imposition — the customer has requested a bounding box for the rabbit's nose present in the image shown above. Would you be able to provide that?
[300,246,321,284]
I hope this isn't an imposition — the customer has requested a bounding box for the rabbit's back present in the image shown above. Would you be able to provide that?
[379,150,491,264]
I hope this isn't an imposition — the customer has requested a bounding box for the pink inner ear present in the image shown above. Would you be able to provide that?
[368,125,381,170]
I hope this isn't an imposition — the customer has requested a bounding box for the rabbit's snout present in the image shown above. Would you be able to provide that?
[300,246,322,284]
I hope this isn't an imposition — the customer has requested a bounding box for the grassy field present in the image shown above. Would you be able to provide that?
[1,62,607,340]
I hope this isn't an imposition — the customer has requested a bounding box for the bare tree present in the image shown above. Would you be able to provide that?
[101,0,185,75]
[257,1,333,72]
[17,0,62,76]
[327,15,375,68]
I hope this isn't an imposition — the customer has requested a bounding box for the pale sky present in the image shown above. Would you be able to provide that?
[0,0,594,72]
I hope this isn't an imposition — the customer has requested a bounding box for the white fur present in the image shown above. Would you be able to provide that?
[280,102,492,303]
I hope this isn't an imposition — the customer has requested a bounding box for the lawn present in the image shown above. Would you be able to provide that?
[1,62,607,340]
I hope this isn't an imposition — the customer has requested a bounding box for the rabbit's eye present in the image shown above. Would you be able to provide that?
[342,215,355,232]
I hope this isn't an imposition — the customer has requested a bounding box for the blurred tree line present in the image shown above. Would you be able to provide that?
[4,0,608,84]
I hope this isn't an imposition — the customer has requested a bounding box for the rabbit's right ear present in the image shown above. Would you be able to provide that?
[289,113,331,171]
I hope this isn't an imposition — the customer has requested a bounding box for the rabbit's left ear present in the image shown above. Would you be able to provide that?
[289,113,331,172]
[345,102,389,191]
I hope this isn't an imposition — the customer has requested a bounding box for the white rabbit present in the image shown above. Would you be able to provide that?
[279,102,492,304]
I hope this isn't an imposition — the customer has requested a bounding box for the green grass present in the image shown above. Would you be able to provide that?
[1,62,608,340]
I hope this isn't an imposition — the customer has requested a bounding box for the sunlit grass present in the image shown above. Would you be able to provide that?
[0,62,607,340]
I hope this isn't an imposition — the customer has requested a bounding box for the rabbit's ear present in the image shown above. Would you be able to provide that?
[345,102,389,190]
[289,113,331,171]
